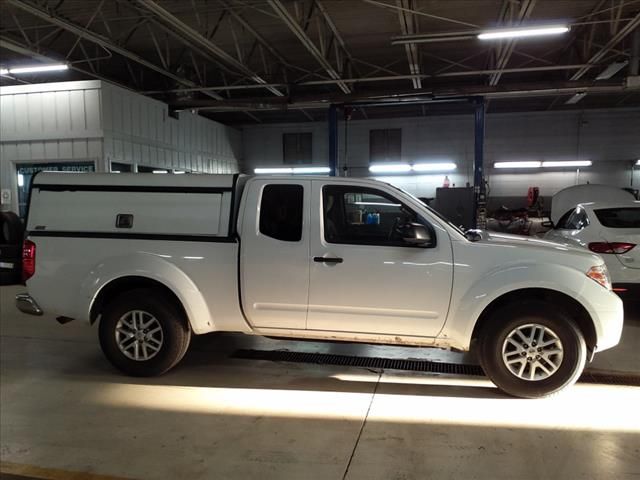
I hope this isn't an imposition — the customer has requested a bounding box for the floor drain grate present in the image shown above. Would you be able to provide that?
[232,349,484,376]
[232,349,640,387]
[578,372,640,386]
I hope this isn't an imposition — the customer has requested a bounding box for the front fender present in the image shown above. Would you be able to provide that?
[440,262,604,350]
[79,252,213,334]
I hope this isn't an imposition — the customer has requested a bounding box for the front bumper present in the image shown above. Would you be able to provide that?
[592,292,625,353]
[16,293,43,316]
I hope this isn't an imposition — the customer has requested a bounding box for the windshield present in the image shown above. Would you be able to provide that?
[385,182,467,236]
[594,207,640,228]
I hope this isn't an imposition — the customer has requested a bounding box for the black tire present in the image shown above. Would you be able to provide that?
[479,300,587,398]
[0,212,24,245]
[98,288,191,376]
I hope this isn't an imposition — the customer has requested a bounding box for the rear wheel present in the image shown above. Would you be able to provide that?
[98,288,191,376]
[479,301,587,398]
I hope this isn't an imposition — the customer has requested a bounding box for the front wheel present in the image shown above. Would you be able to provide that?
[479,301,587,398]
[99,289,191,376]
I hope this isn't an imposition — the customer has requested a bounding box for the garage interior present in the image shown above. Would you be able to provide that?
[1,0,639,479]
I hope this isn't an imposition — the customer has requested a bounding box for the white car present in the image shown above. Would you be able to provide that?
[16,173,624,398]
[545,201,640,299]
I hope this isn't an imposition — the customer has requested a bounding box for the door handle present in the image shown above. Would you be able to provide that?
[313,256,343,264]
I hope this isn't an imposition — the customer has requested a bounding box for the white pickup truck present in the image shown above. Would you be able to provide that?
[17,172,624,398]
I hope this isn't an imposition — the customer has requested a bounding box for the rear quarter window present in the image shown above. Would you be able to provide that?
[594,208,640,228]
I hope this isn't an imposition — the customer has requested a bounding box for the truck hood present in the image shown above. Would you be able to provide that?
[473,231,604,269]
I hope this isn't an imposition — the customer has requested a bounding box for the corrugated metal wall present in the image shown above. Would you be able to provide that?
[101,83,240,174]
[0,80,242,213]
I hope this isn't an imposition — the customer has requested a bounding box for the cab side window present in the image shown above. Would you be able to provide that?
[323,185,428,247]
[259,184,303,242]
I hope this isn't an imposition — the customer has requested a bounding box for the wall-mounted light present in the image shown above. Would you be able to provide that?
[254,166,330,174]
[2,64,69,75]
[494,160,592,169]
[292,167,331,174]
[369,163,457,174]
[412,162,457,172]
[478,25,569,40]
[494,161,542,169]
[636,159,640,166]
[369,164,412,173]
[542,160,592,168]
[255,167,292,174]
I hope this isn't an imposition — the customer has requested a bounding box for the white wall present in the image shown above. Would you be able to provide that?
[0,80,242,213]
[0,81,104,213]
[101,83,241,174]
[242,108,640,200]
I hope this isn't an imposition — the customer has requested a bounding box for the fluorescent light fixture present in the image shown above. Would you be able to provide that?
[254,167,293,174]
[0,68,8,76]
[152,169,168,174]
[369,163,412,173]
[292,167,331,174]
[636,159,640,166]
[111,170,121,174]
[478,25,569,40]
[596,61,628,81]
[173,170,186,174]
[412,162,457,172]
[17,174,24,187]
[542,160,592,168]
[565,92,587,105]
[254,166,331,174]
[7,64,69,74]
[494,161,542,169]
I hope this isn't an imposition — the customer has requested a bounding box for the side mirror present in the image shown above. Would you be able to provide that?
[541,220,554,229]
[400,223,434,246]
[465,229,483,242]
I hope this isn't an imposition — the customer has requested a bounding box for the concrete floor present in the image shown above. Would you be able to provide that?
[1,284,639,480]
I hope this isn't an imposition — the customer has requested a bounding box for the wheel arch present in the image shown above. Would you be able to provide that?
[470,288,597,352]
[90,276,189,328]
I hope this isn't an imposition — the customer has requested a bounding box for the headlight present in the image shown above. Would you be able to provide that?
[586,264,611,291]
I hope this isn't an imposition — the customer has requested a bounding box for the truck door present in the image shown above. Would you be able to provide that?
[239,179,310,329]
[307,181,453,337]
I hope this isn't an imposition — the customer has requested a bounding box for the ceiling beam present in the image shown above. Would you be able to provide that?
[0,35,134,92]
[396,0,421,89]
[172,81,628,112]
[4,0,224,100]
[134,0,284,97]
[267,0,351,94]
[571,12,640,80]
[489,0,537,86]
[361,0,479,28]
[219,0,288,66]
[146,64,601,97]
